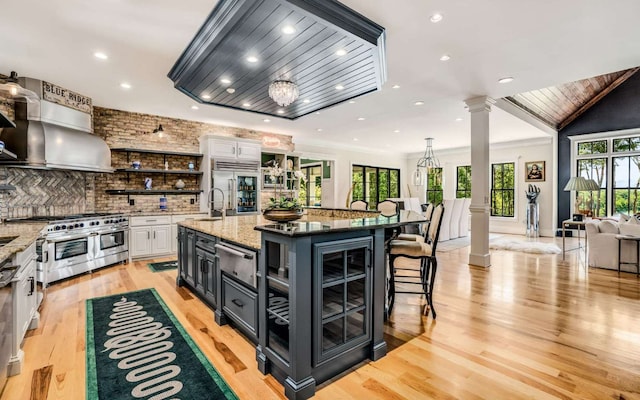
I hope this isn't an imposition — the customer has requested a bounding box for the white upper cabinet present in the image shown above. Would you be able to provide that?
[208,137,261,161]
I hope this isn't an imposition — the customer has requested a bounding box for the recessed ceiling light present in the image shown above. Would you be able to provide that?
[246,56,259,63]
[353,138,359,141]
[242,103,251,107]
[226,88,235,94]
[498,77,514,84]
[202,94,211,99]
[440,54,451,61]
[430,13,443,23]
[336,49,347,56]
[357,117,365,121]
[303,99,310,103]
[277,109,285,114]
[317,128,323,132]
[414,101,425,106]
[263,118,271,123]
[315,111,321,115]
[455,117,463,122]
[335,85,344,90]
[282,25,296,35]
[394,129,400,133]
[191,105,199,110]
[349,100,356,104]
[94,52,108,60]
[392,84,400,89]
[120,82,131,89]
[220,78,231,84]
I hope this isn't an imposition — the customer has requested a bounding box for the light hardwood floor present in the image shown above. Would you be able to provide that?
[3,236,640,400]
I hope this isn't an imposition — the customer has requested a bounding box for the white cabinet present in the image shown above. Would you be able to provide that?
[129,216,172,259]
[9,241,39,376]
[209,138,261,161]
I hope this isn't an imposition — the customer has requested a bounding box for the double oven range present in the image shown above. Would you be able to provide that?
[27,213,129,285]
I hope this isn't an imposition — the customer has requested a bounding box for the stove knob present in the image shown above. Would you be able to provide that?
[55,226,61,231]
[106,219,112,224]
[80,223,84,228]
[61,225,66,230]
[96,221,100,225]
[74,223,79,228]
[68,225,73,230]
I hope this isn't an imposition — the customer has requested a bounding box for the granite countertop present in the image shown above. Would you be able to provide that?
[255,210,427,237]
[0,222,46,264]
[179,211,427,248]
[128,211,208,217]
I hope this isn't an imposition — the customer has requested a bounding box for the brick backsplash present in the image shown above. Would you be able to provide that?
[93,107,294,213]
[0,94,294,216]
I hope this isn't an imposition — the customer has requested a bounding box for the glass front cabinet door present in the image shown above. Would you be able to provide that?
[313,237,372,365]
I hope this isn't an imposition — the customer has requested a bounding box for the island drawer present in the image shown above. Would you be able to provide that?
[130,215,171,226]
[222,274,257,336]
[195,233,217,252]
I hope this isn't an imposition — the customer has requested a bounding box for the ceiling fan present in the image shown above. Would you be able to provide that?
[0,71,38,103]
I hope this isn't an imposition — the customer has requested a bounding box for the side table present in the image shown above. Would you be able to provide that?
[562,219,587,261]
[615,234,640,275]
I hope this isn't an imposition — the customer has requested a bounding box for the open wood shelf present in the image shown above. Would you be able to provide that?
[111,148,203,158]
[106,189,203,195]
[114,168,203,175]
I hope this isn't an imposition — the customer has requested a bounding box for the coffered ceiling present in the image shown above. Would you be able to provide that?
[2,0,640,154]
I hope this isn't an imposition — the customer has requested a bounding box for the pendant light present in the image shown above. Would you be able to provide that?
[413,138,440,186]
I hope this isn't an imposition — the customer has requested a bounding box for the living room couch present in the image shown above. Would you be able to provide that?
[585,218,639,272]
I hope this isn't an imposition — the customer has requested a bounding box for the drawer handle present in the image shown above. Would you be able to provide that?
[28,277,35,296]
[232,298,244,308]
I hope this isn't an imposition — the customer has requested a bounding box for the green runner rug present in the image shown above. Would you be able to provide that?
[86,288,238,400]
[147,260,178,272]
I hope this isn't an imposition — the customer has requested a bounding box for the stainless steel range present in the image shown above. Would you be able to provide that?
[28,213,129,285]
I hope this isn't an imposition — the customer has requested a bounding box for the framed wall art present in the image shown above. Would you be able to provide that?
[525,161,545,182]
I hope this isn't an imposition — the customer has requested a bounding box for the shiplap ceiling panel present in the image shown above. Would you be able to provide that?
[505,68,637,129]
[168,0,386,120]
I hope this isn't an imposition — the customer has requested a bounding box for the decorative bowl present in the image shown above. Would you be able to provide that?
[263,208,303,223]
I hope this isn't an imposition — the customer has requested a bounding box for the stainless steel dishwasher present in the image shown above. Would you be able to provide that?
[215,242,257,288]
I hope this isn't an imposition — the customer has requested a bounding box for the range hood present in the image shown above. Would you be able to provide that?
[0,78,113,173]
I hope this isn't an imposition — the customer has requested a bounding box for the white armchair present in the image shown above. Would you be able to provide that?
[449,198,464,239]
[458,198,471,238]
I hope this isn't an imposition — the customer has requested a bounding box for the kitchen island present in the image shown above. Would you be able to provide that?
[177,210,427,400]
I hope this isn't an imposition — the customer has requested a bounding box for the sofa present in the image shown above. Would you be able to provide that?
[585,218,639,272]
[439,198,471,242]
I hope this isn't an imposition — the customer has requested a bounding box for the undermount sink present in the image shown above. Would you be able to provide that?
[0,236,18,247]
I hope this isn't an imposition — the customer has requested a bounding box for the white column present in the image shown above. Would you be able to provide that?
[465,96,494,267]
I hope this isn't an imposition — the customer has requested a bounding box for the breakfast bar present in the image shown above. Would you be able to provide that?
[177,210,426,400]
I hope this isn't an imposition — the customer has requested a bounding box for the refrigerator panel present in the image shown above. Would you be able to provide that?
[235,173,259,214]
[212,171,235,215]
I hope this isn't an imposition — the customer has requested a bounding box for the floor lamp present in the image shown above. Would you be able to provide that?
[564,176,600,216]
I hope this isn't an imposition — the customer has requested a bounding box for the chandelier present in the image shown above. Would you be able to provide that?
[412,137,440,186]
[268,80,299,107]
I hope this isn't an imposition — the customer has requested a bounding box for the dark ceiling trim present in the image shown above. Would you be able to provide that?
[168,0,253,85]
[558,67,640,130]
[283,0,385,45]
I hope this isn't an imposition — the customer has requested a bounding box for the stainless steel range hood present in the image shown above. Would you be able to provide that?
[0,78,113,173]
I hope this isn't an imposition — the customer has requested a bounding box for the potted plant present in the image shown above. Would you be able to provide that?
[263,161,306,222]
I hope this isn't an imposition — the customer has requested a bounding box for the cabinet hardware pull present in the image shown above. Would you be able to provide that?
[147,231,150,240]
[28,277,35,296]
[154,231,156,239]
[232,299,244,308]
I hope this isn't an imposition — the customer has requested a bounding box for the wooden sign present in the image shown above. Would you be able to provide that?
[41,81,92,114]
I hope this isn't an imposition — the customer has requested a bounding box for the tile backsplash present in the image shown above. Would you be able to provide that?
[0,167,93,219]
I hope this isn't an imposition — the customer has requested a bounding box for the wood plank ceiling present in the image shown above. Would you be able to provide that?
[168,0,386,120]
[504,67,639,130]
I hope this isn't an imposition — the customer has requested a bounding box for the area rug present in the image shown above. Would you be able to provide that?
[438,234,502,252]
[489,239,561,254]
[148,260,178,272]
[86,288,238,400]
